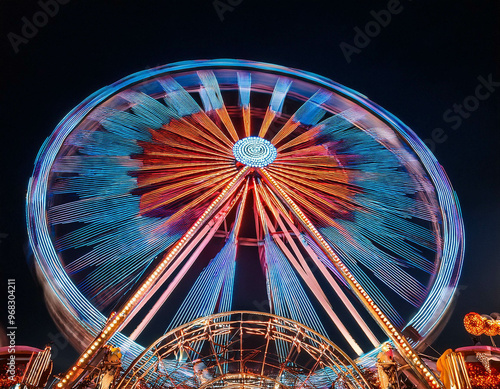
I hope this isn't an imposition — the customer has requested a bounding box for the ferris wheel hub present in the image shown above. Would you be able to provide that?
[232,137,277,167]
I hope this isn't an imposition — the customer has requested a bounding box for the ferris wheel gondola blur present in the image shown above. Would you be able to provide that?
[27,59,464,369]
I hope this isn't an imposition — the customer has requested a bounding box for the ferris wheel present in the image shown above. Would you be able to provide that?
[27,60,463,385]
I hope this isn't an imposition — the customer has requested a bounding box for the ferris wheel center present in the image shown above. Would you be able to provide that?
[232,136,277,167]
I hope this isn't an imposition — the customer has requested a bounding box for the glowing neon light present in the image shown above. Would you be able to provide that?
[233,137,277,167]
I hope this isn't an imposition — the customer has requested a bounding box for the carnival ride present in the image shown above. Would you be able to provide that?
[26,59,464,389]
[116,311,371,389]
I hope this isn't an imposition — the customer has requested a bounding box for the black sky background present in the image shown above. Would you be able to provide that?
[1,0,499,373]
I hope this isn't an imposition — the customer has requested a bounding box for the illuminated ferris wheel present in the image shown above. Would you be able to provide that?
[27,60,463,387]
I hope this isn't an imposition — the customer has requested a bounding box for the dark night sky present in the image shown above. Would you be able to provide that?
[1,0,499,373]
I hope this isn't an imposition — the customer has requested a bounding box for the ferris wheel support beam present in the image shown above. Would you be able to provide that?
[263,185,380,347]
[259,167,442,389]
[263,207,379,351]
[127,190,243,340]
[256,197,364,355]
[257,183,381,348]
[254,181,364,356]
[56,166,250,389]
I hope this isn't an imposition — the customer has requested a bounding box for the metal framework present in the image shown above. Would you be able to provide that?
[116,311,371,389]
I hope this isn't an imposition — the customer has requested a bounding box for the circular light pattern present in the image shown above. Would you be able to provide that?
[233,136,277,167]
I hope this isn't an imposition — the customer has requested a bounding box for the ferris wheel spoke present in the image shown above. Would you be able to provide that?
[265,180,428,301]
[276,144,337,159]
[138,160,231,172]
[136,165,234,189]
[268,165,351,201]
[273,155,341,167]
[264,174,346,231]
[160,116,232,153]
[262,169,427,311]
[146,175,242,236]
[91,90,229,164]
[138,166,236,195]
[271,90,332,146]
[142,151,233,162]
[57,166,251,389]
[140,169,238,214]
[126,185,246,338]
[276,108,364,153]
[270,168,435,279]
[198,71,239,142]
[320,227,428,307]
[295,228,405,332]
[159,77,234,148]
[54,202,185,303]
[237,72,252,137]
[165,180,249,332]
[258,77,292,138]
[148,129,234,159]
[267,166,356,210]
[256,183,315,280]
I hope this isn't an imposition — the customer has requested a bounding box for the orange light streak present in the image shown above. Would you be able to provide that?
[269,164,349,185]
[192,112,234,148]
[275,144,333,159]
[268,167,355,205]
[277,127,321,152]
[273,155,340,167]
[141,169,238,213]
[145,151,233,161]
[162,117,232,153]
[150,131,233,159]
[263,175,348,231]
[140,167,236,195]
[271,117,300,145]
[242,106,251,137]
[138,161,230,171]
[215,107,239,142]
[137,165,235,189]
[231,178,250,239]
[255,184,365,355]
[258,108,277,138]
[127,186,247,338]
